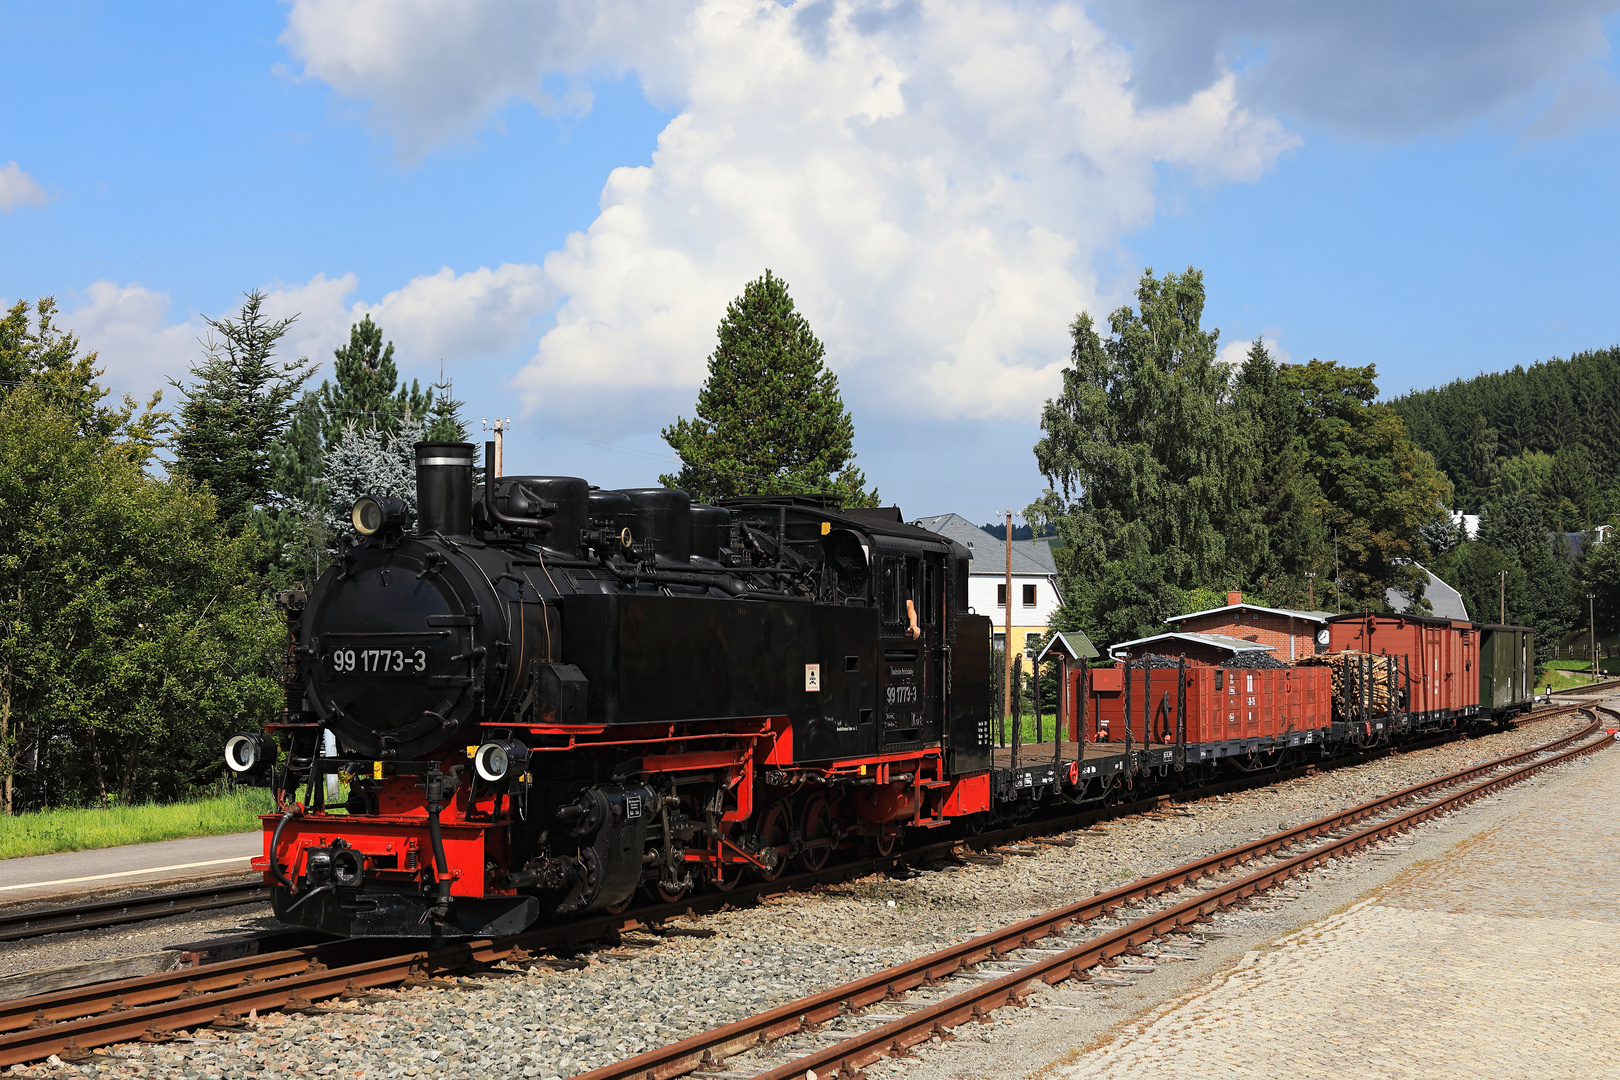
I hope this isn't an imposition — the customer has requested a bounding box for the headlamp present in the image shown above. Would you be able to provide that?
[474,739,530,783]
[351,494,410,536]
[224,732,276,775]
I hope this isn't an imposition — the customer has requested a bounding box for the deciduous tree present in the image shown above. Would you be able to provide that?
[1027,267,1254,646]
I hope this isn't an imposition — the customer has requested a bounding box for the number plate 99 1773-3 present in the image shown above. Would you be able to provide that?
[330,648,428,675]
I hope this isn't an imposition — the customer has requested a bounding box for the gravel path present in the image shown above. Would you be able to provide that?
[2,713,1588,1080]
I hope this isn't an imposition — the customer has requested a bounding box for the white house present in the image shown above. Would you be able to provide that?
[912,513,1062,656]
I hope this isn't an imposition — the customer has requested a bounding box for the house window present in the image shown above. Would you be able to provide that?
[1022,584,1037,607]
[997,584,1007,607]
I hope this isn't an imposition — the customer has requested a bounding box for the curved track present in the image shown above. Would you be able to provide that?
[0,704,1589,1066]
[572,705,1614,1080]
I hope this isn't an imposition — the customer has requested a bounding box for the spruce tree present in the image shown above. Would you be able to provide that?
[169,291,312,531]
[424,363,469,442]
[661,271,877,507]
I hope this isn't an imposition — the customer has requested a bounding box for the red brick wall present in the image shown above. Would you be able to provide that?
[1175,608,1322,663]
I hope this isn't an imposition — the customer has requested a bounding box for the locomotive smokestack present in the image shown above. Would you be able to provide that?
[415,442,475,537]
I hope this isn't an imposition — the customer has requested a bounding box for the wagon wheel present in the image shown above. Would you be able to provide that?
[797,793,835,872]
[754,802,790,881]
[869,829,899,857]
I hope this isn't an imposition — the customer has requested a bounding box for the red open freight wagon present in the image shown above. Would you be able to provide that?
[1068,661,1332,759]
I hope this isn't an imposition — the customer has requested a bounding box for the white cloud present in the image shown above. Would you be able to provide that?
[280,0,685,158]
[58,264,550,404]
[280,1,1300,426]
[0,162,49,211]
[1088,0,1620,138]
[515,1,1296,423]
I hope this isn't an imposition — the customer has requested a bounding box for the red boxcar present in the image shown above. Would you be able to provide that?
[1325,613,1480,721]
[1073,662,1332,749]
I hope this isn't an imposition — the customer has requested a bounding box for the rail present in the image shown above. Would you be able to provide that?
[0,704,1592,1065]
[570,707,1613,1080]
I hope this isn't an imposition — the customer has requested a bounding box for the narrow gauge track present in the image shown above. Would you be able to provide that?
[0,881,269,945]
[0,705,1587,1066]
[573,706,1615,1080]
[0,701,1576,951]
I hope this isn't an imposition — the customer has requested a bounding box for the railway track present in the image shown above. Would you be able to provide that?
[1,701,1574,950]
[0,880,269,944]
[0,704,1590,1066]
[573,705,1614,1080]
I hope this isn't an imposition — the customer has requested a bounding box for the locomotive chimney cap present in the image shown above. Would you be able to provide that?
[415,442,476,464]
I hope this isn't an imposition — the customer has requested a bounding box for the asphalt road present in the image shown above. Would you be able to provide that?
[0,832,262,903]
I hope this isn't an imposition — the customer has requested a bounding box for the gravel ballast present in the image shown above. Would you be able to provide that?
[1,712,1592,1080]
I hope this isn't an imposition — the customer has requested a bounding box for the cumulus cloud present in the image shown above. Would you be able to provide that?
[281,1,1298,425]
[280,0,686,157]
[58,264,550,404]
[1087,0,1620,138]
[0,162,49,211]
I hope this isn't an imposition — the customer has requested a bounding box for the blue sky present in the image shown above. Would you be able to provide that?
[3,1,1619,526]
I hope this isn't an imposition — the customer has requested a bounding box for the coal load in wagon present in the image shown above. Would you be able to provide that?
[1130,653,1197,669]
[1296,650,1400,712]
[1218,652,1289,670]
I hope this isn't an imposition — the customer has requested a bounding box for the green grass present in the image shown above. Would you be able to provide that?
[1543,659,1618,675]
[0,786,277,861]
[994,712,1067,746]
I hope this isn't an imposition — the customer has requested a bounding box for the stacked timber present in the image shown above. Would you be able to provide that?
[1296,650,1399,712]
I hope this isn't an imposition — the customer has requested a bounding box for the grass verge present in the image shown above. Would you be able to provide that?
[0,786,276,861]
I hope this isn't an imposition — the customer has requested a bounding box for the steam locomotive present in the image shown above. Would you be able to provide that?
[226,442,1533,939]
[228,442,997,937]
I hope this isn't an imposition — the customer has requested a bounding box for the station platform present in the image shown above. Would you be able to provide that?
[0,831,261,904]
[1053,731,1620,1079]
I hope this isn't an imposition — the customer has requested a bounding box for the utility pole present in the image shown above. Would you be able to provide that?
[1004,510,1014,731]
[1499,570,1506,624]
[1305,571,1317,610]
[482,417,511,478]
[1589,593,1598,679]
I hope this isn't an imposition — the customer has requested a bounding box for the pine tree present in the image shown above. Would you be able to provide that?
[168,291,312,531]
[261,316,435,583]
[424,364,468,442]
[661,271,877,507]
[315,315,431,444]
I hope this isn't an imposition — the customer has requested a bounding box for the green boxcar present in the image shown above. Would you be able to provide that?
[1477,623,1534,719]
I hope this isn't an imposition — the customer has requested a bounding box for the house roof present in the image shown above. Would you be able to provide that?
[1038,630,1100,661]
[1168,603,1335,626]
[1384,562,1469,621]
[912,512,1059,576]
[1106,631,1276,660]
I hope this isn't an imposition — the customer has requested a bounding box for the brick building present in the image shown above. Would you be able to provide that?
[1167,591,1333,663]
